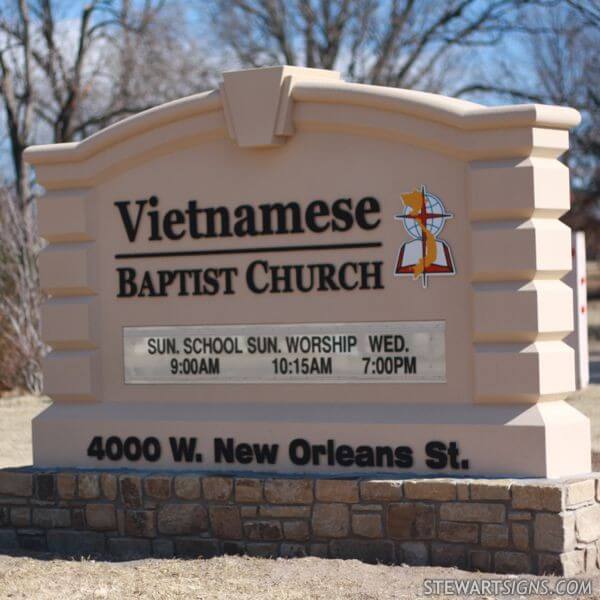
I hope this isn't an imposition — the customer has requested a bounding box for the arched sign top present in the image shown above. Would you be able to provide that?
[25,66,580,172]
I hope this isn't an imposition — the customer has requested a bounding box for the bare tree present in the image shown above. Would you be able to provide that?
[565,0,600,26]
[0,188,47,393]
[0,0,213,205]
[0,0,34,205]
[453,2,600,257]
[206,0,531,90]
[0,1,213,392]
[454,3,599,186]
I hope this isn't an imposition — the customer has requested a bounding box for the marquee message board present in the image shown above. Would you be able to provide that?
[26,66,591,477]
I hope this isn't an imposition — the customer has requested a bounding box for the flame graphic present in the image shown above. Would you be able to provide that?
[401,188,437,279]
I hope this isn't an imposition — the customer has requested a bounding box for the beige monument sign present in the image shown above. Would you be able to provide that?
[26,66,590,477]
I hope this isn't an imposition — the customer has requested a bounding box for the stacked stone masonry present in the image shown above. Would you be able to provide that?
[1,469,599,575]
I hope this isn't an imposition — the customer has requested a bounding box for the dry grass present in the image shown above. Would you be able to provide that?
[0,396,49,467]
[0,555,422,600]
[0,393,49,468]
[1,554,600,600]
[568,384,600,463]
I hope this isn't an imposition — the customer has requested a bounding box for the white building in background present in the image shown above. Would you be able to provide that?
[565,231,590,389]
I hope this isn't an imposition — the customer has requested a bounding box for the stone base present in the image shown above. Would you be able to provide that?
[1,468,599,575]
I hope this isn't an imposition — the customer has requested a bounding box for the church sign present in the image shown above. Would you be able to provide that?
[26,66,590,477]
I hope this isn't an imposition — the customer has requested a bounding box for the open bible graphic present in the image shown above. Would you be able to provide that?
[394,185,455,288]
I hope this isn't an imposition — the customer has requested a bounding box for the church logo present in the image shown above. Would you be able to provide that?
[394,185,455,288]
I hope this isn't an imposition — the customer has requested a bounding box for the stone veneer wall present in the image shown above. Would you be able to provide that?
[0,469,599,576]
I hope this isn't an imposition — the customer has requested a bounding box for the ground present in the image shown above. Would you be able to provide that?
[0,553,597,600]
[0,298,599,599]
